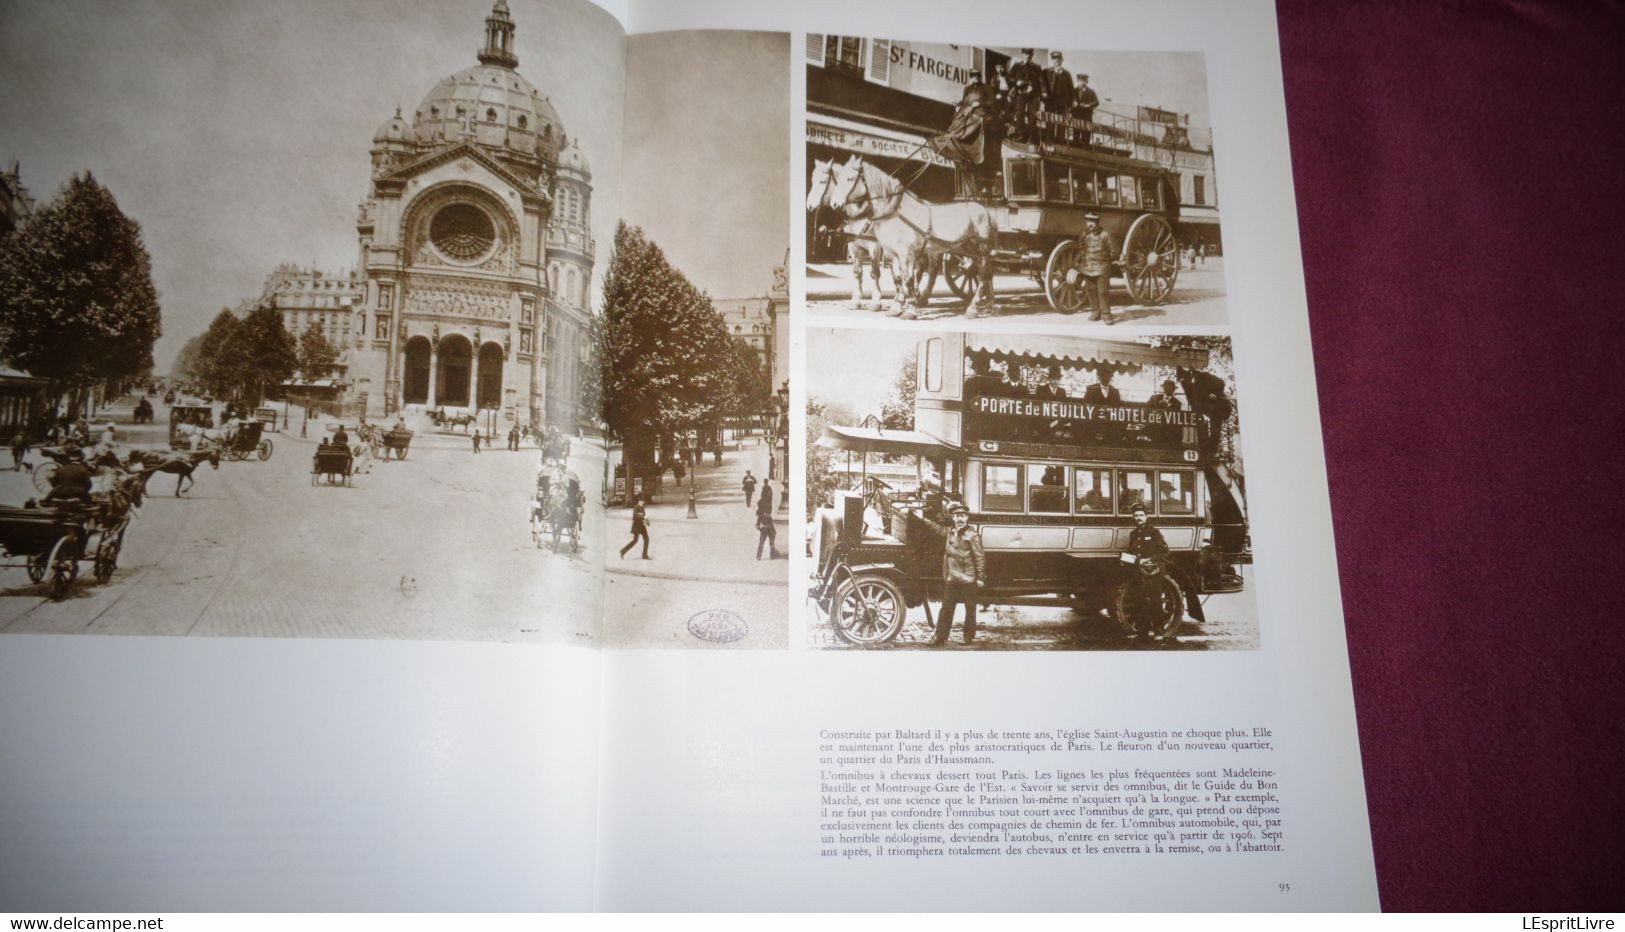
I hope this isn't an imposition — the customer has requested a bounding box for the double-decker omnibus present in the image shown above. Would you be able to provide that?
[809,332,1247,645]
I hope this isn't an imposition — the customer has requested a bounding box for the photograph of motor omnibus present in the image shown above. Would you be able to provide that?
[804,328,1254,650]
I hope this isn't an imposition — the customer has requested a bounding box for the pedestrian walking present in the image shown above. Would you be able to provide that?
[618,497,651,560]
[508,426,519,451]
[673,458,686,488]
[472,429,482,454]
[755,507,779,560]
[742,470,757,507]
[9,428,28,471]
[757,480,773,519]
[932,502,986,646]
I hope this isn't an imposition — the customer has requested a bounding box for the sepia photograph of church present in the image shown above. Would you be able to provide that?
[349,0,595,430]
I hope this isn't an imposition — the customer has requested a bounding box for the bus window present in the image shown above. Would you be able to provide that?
[1120,175,1140,208]
[1098,171,1120,207]
[1141,177,1161,210]
[1043,162,1073,203]
[1008,159,1040,199]
[982,464,1023,512]
[1029,464,1068,513]
[1075,468,1112,513]
[923,337,942,392]
[1158,471,1196,515]
[1118,470,1154,513]
[1076,171,1098,205]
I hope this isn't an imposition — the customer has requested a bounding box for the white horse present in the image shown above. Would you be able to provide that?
[825,155,997,319]
[808,158,894,310]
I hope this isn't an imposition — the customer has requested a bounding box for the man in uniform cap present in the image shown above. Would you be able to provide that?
[1078,212,1117,323]
[1005,49,1043,142]
[1040,51,1075,142]
[1071,73,1100,147]
[932,501,986,646]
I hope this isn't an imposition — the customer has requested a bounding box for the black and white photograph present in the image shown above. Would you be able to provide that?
[805,37,1225,324]
[804,327,1255,650]
[597,30,790,649]
[0,0,624,642]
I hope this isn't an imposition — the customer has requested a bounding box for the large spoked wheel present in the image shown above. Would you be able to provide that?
[257,439,273,461]
[942,254,976,300]
[393,445,408,461]
[1043,240,1089,313]
[1121,214,1180,305]
[31,462,57,495]
[26,551,48,584]
[828,574,908,646]
[93,527,123,584]
[1111,569,1184,641]
[226,447,247,462]
[47,535,79,600]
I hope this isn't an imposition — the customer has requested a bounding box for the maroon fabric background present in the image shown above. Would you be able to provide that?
[1275,0,1625,912]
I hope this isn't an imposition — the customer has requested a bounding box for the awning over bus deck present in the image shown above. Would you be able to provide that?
[818,425,959,458]
[965,334,1207,375]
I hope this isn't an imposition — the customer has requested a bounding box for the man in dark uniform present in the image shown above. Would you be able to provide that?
[618,496,650,560]
[1127,501,1168,562]
[1040,51,1074,143]
[1078,212,1117,323]
[931,502,986,646]
[1071,74,1100,147]
[1005,49,1043,142]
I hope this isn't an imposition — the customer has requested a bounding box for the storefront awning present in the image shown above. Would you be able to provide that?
[818,425,959,458]
[966,334,1207,372]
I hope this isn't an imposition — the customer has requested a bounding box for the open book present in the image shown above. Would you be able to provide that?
[0,0,1377,912]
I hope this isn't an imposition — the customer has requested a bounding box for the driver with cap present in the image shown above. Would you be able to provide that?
[932,502,987,646]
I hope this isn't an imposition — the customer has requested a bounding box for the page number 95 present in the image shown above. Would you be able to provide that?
[1278,883,1291,893]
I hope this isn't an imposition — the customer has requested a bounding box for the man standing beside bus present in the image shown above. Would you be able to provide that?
[932,502,986,646]
[1079,212,1116,324]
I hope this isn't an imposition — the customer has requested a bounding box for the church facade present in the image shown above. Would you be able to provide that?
[346,1,592,430]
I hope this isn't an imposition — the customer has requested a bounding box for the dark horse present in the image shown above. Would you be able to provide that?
[127,449,220,497]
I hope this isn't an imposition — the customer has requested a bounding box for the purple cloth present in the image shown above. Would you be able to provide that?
[1277,0,1625,910]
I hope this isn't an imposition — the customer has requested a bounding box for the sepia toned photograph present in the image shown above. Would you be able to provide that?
[0,0,624,642]
[805,37,1225,325]
[597,30,791,650]
[804,327,1255,650]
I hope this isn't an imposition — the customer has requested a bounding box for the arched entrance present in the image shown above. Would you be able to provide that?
[403,336,432,405]
[477,342,504,410]
[436,335,472,407]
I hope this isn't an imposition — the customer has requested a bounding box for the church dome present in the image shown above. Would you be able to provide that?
[559,138,591,180]
[412,64,564,160]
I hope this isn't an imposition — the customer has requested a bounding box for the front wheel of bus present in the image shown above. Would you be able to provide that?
[1112,573,1184,641]
[829,575,907,646]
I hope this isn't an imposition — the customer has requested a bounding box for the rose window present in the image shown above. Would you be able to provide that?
[429,203,497,262]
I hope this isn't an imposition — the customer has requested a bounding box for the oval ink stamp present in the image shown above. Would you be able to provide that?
[687,608,748,644]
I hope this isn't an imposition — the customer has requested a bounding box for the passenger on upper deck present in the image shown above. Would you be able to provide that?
[1041,52,1075,142]
[1083,369,1121,404]
[933,69,1001,197]
[966,356,1010,400]
[1034,365,1068,400]
[1005,49,1043,142]
[1149,379,1183,410]
[1071,74,1099,147]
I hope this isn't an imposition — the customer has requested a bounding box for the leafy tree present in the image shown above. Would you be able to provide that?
[225,307,298,406]
[191,309,242,397]
[0,172,161,418]
[297,322,340,380]
[594,222,751,464]
[172,333,206,384]
[879,351,917,431]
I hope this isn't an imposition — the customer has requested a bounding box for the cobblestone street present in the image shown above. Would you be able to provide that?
[805,257,1228,327]
[0,400,604,644]
[602,433,789,650]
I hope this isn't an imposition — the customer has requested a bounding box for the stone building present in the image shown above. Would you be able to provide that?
[254,264,363,380]
[346,1,593,429]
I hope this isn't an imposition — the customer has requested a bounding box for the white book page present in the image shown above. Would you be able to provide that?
[595,0,1376,911]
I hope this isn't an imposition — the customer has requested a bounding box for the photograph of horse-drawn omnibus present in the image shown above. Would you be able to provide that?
[805,329,1255,650]
[806,37,1226,325]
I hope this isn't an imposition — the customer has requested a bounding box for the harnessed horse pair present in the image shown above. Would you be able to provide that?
[808,155,996,319]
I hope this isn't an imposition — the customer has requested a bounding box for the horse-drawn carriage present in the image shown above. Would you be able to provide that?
[168,402,215,451]
[809,138,1183,316]
[221,420,273,462]
[0,475,144,598]
[311,442,354,486]
[531,471,583,553]
[381,429,413,460]
[428,409,476,432]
